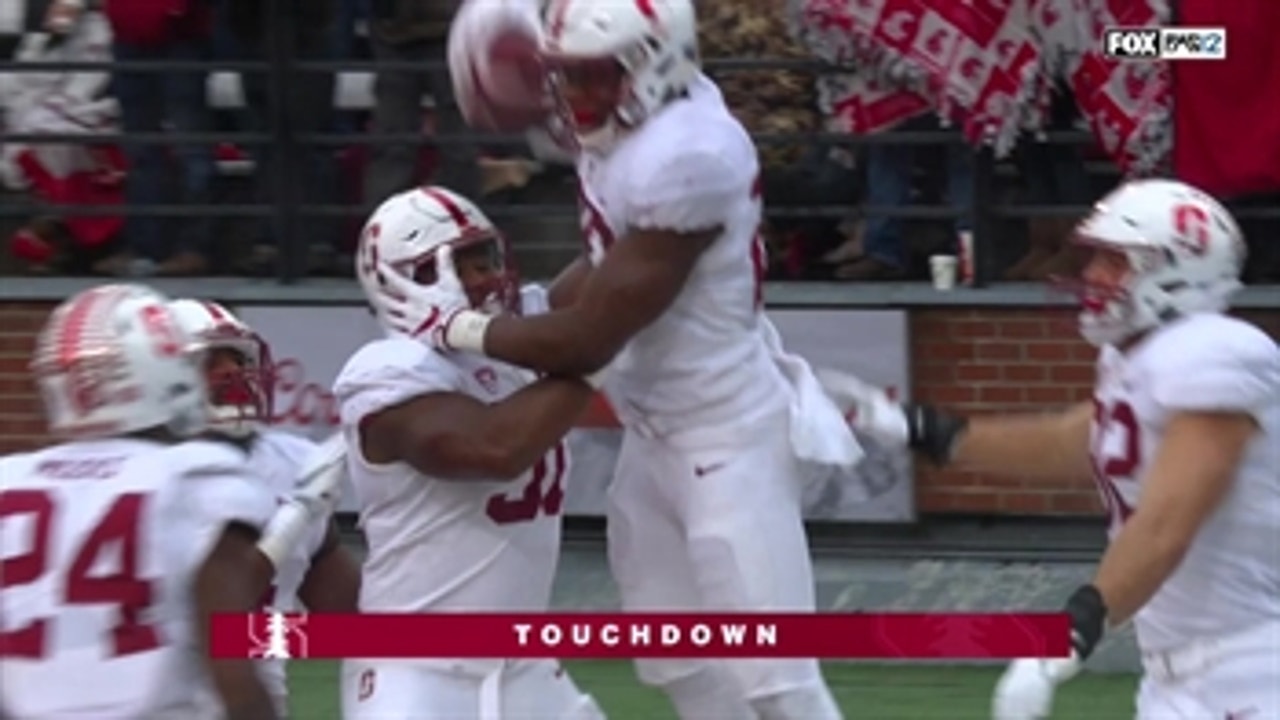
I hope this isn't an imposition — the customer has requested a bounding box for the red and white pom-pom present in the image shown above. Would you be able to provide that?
[448,0,549,133]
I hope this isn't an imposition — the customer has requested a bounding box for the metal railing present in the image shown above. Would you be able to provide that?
[1,9,1277,286]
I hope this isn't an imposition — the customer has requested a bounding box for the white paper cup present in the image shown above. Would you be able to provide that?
[930,255,958,290]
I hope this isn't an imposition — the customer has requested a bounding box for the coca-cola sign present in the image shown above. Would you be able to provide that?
[233,305,384,513]
[269,357,341,429]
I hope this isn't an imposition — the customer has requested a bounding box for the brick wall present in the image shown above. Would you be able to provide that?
[0,303,48,452]
[4,300,1279,517]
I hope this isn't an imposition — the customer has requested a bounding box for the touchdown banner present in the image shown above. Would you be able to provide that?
[210,612,1069,659]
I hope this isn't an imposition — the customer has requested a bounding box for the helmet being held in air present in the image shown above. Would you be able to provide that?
[1068,178,1246,347]
[167,299,274,438]
[540,0,700,153]
[32,283,209,440]
[356,186,521,335]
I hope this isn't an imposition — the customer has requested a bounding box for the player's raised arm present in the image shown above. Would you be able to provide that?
[437,148,743,376]
[472,224,715,376]
[356,371,592,482]
[923,402,1095,480]
[546,253,593,310]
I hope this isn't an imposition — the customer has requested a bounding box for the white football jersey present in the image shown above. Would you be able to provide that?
[575,73,791,442]
[0,437,275,719]
[333,330,566,620]
[1091,312,1280,651]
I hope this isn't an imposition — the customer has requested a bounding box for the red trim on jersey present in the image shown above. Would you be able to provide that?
[420,187,471,230]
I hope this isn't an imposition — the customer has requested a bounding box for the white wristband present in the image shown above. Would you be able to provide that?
[256,501,310,570]
[444,309,492,353]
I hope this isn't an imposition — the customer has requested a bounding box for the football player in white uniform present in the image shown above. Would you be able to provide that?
[168,298,362,717]
[427,2,860,718]
[838,179,1280,720]
[0,284,280,719]
[337,186,606,719]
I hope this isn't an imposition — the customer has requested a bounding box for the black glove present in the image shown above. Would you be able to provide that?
[903,403,969,466]
[1063,584,1108,660]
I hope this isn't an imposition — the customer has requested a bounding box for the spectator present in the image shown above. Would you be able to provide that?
[838,116,973,281]
[223,0,340,275]
[363,0,478,207]
[1,5,124,275]
[101,0,216,276]
[1005,86,1094,281]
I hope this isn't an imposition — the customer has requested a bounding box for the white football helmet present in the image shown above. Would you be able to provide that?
[356,186,520,335]
[31,283,209,440]
[167,299,273,438]
[541,0,700,153]
[1068,178,1246,347]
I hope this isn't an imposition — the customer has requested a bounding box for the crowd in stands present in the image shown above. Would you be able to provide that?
[1,0,1278,283]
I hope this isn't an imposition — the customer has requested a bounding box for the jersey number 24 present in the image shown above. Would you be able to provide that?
[0,490,159,658]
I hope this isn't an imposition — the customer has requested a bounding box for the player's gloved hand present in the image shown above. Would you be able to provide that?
[814,369,967,464]
[992,655,1080,720]
[992,585,1107,720]
[814,368,909,446]
[382,244,487,352]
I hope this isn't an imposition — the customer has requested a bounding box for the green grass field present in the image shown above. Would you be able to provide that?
[289,661,1137,718]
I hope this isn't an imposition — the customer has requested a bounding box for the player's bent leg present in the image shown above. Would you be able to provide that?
[676,424,840,718]
[341,660,476,719]
[606,431,755,719]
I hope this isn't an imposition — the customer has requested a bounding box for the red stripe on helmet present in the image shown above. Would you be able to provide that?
[420,187,471,230]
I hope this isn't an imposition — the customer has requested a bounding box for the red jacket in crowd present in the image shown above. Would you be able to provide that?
[104,0,212,46]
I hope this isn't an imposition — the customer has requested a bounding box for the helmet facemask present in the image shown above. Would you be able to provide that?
[1055,232,1199,348]
[203,335,273,438]
[545,55,629,152]
[407,232,523,317]
[541,2,700,154]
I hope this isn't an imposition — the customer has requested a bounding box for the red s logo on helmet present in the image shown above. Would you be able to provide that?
[1172,203,1210,257]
